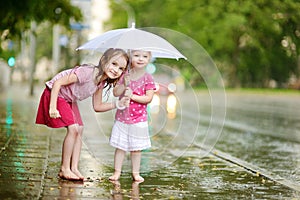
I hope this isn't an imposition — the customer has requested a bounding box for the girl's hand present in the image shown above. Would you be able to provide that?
[118,96,130,108]
[49,108,61,118]
[124,87,132,98]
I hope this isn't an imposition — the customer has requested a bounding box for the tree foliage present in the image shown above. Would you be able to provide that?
[107,0,300,88]
[0,0,82,95]
[0,0,82,39]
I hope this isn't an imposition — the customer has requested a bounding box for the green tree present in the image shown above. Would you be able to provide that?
[107,0,300,88]
[0,0,82,60]
[0,0,82,62]
[0,0,82,95]
[0,0,82,39]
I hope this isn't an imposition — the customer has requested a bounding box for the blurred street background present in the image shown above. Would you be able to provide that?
[1,0,300,199]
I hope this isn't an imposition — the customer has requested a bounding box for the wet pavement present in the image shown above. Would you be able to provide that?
[0,84,300,199]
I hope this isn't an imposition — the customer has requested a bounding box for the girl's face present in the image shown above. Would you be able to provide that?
[131,50,151,69]
[104,55,127,79]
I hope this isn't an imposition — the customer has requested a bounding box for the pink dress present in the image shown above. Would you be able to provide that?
[36,65,100,128]
[110,72,156,151]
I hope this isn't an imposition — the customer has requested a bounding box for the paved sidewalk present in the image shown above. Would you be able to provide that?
[0,84,299,199]
[0,84,114,199]
[0,127,114,199]
[0,84,151,199]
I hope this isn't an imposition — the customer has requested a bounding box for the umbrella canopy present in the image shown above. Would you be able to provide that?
[76,23,186,60]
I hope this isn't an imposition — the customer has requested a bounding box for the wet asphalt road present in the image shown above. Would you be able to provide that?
[0,84,299,199]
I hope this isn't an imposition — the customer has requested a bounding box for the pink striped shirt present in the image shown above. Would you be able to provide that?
[46,65,99,102]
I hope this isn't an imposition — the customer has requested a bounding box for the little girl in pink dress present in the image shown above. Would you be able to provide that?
[36,48,129,181]
[109,50,156,182]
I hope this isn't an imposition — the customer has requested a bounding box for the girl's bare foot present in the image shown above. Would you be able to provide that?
[72,169,84,180]
[109,171,121,181]
[58,169,81,181]
[132,173,144,183]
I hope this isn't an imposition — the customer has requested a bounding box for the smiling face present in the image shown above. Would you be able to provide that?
[131,50,151,69]
[104,54,128,79]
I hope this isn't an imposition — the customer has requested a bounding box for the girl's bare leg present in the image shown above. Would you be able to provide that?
[70,125,84,180]
[59,124,80,180]
[109,148,126,180]
[131,151,144,182]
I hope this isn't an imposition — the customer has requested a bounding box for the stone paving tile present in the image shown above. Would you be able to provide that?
[0,131,49,199]
[40,131,113,200]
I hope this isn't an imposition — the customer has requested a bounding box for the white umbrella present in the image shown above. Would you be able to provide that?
[76,23,186,60]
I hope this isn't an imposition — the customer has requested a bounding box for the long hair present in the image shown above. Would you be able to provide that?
[96,48,129,94]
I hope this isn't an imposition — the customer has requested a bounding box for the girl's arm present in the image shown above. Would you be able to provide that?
[49,73,78,118]
[113,73,130,97]
[130,89,155,104]
[93,87,115,112]
[113,84,126,97]
[93,88,130,112]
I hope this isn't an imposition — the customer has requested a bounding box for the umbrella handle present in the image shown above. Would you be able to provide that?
[127,49,132,74]
[124,73,130,86]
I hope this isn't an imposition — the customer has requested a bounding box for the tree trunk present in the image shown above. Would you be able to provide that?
[52,24,60,76]
[297,55,300,79]
[29,21,37,96]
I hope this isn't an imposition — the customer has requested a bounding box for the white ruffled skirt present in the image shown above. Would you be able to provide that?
[110,121,151,152]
